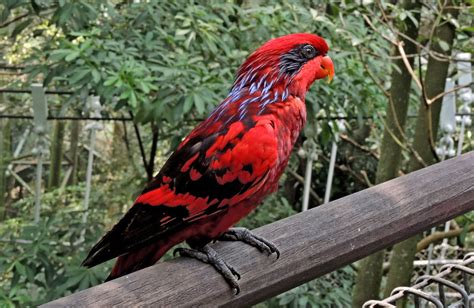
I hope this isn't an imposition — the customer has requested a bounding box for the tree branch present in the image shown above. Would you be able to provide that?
[286,169,323,204]
[0,12,30,28]
[0,6,57,29]
[417,224,474,252]
[320,155,371,188]
[363,6,461,63]
[427,82,474,105]
[397,41,423,91]
[147,122,159,182]
[339,134,379,160]
[357,49,390,98]
[129,112,149,178]
[376,112,428,168]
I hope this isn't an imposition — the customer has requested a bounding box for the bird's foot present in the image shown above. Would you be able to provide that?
[219,227,280,259]
[174,245,241,294]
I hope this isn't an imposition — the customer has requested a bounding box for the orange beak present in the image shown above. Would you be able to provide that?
[321,56,334,83]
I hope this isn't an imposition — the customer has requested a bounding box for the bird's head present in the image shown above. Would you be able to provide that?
[231,33,334,100]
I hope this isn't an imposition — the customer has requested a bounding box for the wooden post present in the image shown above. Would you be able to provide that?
[301,141,316,212]
[31,84,48,224]
[82,96,102,224]
[324,116,345,204]
[41,152,474,307]
[0,118,11,220]
[456,53,472,156]
[436,78,456,160]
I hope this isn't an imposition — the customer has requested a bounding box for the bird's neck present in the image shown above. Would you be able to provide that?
[266,94,307,143]
[258,93,306,186]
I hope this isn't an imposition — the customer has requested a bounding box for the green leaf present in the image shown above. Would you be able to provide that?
[193,93,205,114]
[399,11,407,21]
[43,67,60,87]
[351,37,363,46]
[183,95,194,113]
[57,3,73,26]
[48,49,71,61]
[65,51,80,62]
[405,11,419,28]
[31,0,41,15]
[7,0,26,10]
[25,265,35,283]
[91,69,101,83]
[279,294,295,305]
[438,40,450,52]
[14,262,26,277]
[145,31,153,41]
[64,272,86,288]
[138,81,150,94]
[11,18,31,38]
[129,90,137,107]
[0,8,11,24]
[459,224,469,244]
[298,296,309,307]
[79,274,90,290]
[176,28,191,36]
[119,90,130,100]
[69,69,89,85]
[104,76,118,86]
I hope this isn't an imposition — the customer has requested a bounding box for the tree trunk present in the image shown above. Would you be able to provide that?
[352,1,421,306]
[0,118,11,221]
[147,123,159,182]
[383,2,459,304]
[68,120,81,186]
[48,121,65,189]
[111,121,129,166]
[352,250,385,306]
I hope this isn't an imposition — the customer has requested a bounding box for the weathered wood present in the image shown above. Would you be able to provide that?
[42,152,474,307]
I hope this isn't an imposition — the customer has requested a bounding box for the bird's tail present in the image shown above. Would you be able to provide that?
[105,241,171,282]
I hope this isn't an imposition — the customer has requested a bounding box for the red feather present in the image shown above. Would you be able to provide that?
[82,33,334,280]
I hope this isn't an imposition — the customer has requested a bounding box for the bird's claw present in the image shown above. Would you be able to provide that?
[172,228,279,295]
[173,247,182,257]
[173,245,241,294]
[219,227,280,259]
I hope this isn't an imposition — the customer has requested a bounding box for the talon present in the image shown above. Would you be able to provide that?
[219,227,280,259]
[176,244,240,293]
[173,248,182,257]
[230,267,241,280]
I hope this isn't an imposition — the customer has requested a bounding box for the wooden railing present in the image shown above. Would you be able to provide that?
[42,152,474,307]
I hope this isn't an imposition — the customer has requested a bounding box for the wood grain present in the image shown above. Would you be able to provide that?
[42,152,474,307]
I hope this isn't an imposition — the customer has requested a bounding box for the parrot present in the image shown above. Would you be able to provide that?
[82,33,334,293]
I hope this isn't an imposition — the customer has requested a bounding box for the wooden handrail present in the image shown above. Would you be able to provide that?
[41,152,474,307]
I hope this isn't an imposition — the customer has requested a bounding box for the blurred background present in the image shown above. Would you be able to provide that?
[0,0,472,307]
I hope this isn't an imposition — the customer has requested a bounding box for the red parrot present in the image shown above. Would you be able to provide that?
[82,33,334,293]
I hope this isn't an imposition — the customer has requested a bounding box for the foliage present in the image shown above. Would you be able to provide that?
[0,184,297,306]
[0,185,112,307]
[0,140,144,306]
[2,1,389,129]
[277,266,355,308]
[0,0,472,307]
[256,266,355,308]
[239,195,297,230]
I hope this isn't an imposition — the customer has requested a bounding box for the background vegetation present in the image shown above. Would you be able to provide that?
[0,0,472,307]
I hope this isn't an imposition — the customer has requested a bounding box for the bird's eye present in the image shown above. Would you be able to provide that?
[300,45,317,59]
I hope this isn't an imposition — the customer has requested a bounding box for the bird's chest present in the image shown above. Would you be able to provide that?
[265,97,307,185]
